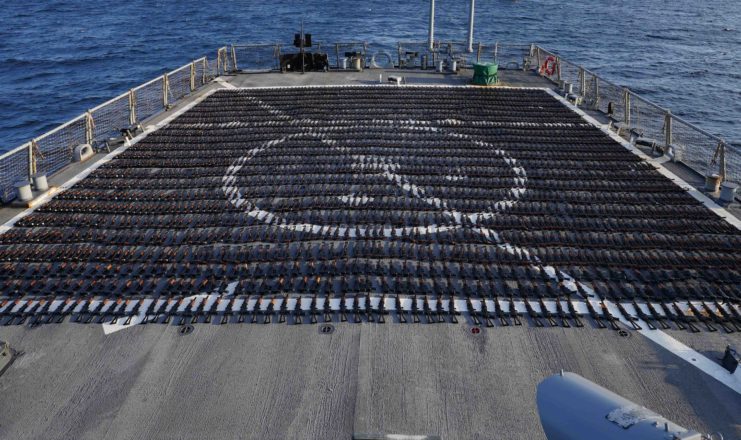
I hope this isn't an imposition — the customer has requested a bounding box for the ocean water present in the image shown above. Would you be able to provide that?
[1,0,739,152]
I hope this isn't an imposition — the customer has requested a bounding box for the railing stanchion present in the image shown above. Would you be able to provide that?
[664,111,672,150]
[231,45,238,71]
[593,76,600,110]
[335,43,340,69]
[163,73,169,109]
[623,89,631,127]
[85,111,94,145]
[202,57,207,84]
[719,141,727,182]
[579,67,586,96]
[708,141,727,182]
[128,89,136,125]
[28,142,35,177]
[535,46,541,72]
[190,61,196,92]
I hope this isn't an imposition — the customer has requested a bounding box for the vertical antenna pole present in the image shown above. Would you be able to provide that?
[428,0,435,51]
[467,0,476,53]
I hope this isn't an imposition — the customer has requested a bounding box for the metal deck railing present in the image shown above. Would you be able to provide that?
[0,42,737,204]
[0,49,226,203]
[532,45,738,187]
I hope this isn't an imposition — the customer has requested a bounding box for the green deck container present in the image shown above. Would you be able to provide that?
[472,62,498,85]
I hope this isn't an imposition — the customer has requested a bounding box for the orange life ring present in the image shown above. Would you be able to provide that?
[540,56,557,76]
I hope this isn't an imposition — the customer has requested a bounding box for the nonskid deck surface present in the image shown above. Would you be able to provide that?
[0,86,739,331]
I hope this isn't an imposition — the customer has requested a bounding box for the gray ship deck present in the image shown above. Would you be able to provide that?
[0,68,739,440]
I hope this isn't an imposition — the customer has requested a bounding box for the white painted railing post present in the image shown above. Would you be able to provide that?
[579,67,586,96]
[719,141,727,182]
[231,46,238,71]
[162,73,169,108]
[623,89,631,126]
[190,61,196,92]
[593,76,600,110]
[28,142,35,177]
[85,111,94,145]
[128,89,136,125]
[202,57,207,84]
[664,111,673,149]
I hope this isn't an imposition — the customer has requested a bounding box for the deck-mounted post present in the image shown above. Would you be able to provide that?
[202,58,207,84]
[578,67,586,96]
[555,57,561,81]
[714,141,727,182]
[623,89,631,126]
[535,46,541,72]
[85,111,94,145]
[593,76,600,110]
[162,73,169,109]
[27,141,35,177]
[231,46,238,71]
[428,0,435,51]
[467,0,476,53]
[664,111,673,148]
[128,89,136,125]
[190,61,196,92]
[528,43,536,70]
